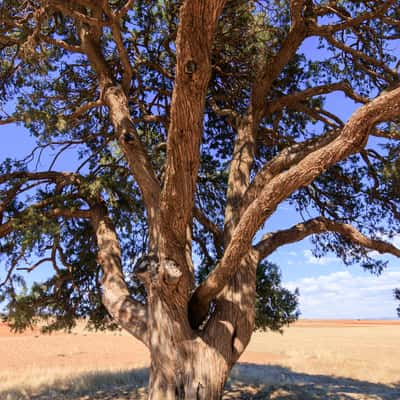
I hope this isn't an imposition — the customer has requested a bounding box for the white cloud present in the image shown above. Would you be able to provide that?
[303,249,337,265]
[284,268,400,319]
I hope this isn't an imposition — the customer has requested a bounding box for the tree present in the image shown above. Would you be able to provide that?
[1,0,400,398]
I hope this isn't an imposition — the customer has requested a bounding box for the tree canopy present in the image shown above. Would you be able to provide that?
[0,0,399,345]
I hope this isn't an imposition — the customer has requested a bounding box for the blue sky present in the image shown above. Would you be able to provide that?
[269,228,400,319]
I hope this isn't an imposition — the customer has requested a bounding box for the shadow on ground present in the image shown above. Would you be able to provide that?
[2,364,399,399]
[228,363,400,399]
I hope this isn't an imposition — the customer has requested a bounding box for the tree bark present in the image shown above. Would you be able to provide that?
[143,265,231,399]
[146,252,258,400]
[147,333,230,400]
[145,283,230,399]
[133,249,257,399]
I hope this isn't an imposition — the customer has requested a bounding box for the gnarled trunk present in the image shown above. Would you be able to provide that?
[146,280,231,400]
[93,200,258,399]
[144,251,258,400]
[147,338,230,400]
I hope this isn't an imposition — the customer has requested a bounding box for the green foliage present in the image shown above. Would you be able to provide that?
[255,261,299,332]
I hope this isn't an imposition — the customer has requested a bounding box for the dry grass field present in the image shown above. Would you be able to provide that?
[1,320,399,399]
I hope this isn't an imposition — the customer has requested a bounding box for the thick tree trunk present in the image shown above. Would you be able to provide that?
[93,208,257,399]
[143,259,237,400]
[147,337,230,400]
[145,289,231,400]
[144,251,258,400]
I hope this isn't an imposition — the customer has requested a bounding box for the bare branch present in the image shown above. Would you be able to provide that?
[0,117,17,126]
[322,35,397,81]
[267,82,369,115]
[92,204,148,345]
[291,102,344,127]
[241,129,341,213]
[208,96,239,123]
[40,34,84,53]
[371,128,400,140]
[69,100,103,120]
[114,0,134,20]
[0,171,81,186]
[0,205,92,240]
[313,1,396,35]
[0,247,25,287]
[224,4,310,243]
[78,23,161,247]
[16,258,52,272]
[48,1,109,28]
[101,2,134,94]
[255,217,400,260]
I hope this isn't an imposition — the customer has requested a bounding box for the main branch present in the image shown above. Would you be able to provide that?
[78,23,161,246]
[158,0,226,259]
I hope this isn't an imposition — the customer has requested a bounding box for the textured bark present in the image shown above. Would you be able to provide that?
[92,204,148,344]
[159,0,226,260]
[147,334,229,400]
[145,265,232,400]
[224,6,308,245]
[79,24,161,248]
[203,250,259,364]
[104,84,161,246]
[224,119,257,244]
[255,217,400,259]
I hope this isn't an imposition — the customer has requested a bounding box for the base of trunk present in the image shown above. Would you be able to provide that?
[148,372,226,400]
[147,339,230,400]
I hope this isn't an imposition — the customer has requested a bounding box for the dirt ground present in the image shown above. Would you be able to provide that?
[1,320,400,399]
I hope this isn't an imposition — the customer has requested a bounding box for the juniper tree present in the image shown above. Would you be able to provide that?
[1,1,400,398]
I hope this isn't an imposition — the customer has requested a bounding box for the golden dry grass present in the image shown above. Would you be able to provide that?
[1,320,399,399]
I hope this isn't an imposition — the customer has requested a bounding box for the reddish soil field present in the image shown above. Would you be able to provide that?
[293,319,400,327]
[1,319,399,399]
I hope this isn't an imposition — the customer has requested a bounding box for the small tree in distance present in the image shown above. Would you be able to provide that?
[1,1,400,398]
